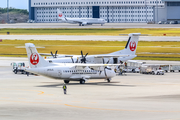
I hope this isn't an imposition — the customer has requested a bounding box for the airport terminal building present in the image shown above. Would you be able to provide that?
[29,0,180,23]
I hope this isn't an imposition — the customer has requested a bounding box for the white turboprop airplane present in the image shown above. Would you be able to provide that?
[45,33,141,64]
[57,9,107,26]
[25,43,117,84]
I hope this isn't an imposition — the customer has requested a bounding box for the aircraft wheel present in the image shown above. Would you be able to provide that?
[64,80,70,84]
[107,79,111,83]
[80,80,85,84]
[14,70,17,74]
[27,72,29,76]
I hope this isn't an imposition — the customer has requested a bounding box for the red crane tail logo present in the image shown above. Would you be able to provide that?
[129,41,136,51]
[59,13,62,17]
[30,53,39,65]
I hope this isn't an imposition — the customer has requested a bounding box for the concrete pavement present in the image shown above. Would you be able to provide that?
[1,35,180,41]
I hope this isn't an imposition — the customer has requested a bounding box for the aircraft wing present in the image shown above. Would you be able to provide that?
[39,53,53,56]
[94,55,129,58]
[39,53,74,57]
[71,64,119,71]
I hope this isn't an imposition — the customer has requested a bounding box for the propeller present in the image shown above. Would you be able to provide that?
[50,50,58,58]
[80,50,88,63]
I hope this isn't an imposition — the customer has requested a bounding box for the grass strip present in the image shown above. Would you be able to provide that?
[1,28,180,36]
[0,40,180,61]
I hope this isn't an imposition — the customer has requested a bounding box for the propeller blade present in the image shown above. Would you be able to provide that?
[71,57,74,63]
[104,67,107,79]
[106,67,112,70]
[106,60,110,64]
[84,53,88,57]
[103,58,105,64]
[51,51,54,58]
[81,51,84,58]
[55,50,58,58]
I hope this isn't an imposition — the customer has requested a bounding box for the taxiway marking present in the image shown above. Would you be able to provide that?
[1,99,180,113]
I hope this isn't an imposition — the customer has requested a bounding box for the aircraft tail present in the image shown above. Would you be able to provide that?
[25,43,50,68]
[57,9,66,21]
[110,33,141,55]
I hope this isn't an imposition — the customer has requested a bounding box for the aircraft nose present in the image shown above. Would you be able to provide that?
[109,70,116,77]
[113,71,116,76]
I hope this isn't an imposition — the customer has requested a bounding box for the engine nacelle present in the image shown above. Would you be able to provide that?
[82,22,87,25]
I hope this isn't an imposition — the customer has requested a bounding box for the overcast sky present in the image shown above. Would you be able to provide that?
[0,0,28,10]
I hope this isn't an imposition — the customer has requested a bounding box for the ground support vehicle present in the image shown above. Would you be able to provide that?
[170,65,180,72]
[125,60,145,73]
[11,62,27,74]
[140,65,165,75]
[160,65,169,72]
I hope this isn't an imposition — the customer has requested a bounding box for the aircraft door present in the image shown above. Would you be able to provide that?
[113,58,118,64]
[58,70,62,78]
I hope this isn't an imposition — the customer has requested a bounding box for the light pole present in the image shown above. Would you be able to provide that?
[7,0,9,23]
[156,0,158,23]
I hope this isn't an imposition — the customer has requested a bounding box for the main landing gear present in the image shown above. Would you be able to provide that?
[107,79,111,83]
[80,79,85,84]
[64,80,70,84]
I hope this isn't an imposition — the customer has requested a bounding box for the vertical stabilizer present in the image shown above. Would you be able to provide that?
[123,33,140,55]
[110,33,141,55]
[57,9,66,21]
[25,43,49,68]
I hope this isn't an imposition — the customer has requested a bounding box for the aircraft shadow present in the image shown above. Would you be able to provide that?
[36,82,136,88]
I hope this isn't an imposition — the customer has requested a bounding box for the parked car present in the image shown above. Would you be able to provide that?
[170,21,175,24]
[27,19,35,23]
[152,70,164,75]
[158,21,163,24]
